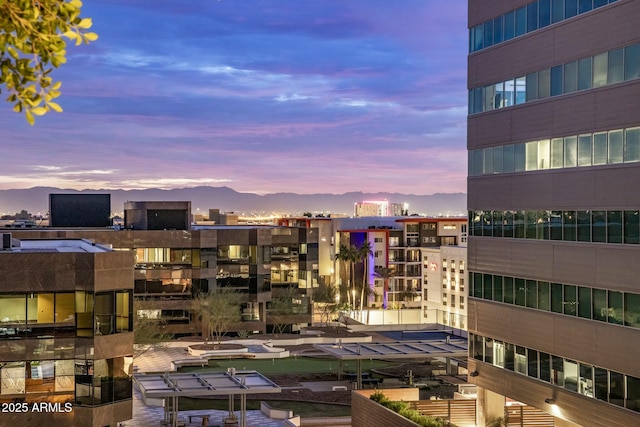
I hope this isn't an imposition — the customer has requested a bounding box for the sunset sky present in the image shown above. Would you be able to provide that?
[0,1,468,195]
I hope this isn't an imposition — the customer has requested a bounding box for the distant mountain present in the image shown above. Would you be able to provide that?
[0,186,467,216]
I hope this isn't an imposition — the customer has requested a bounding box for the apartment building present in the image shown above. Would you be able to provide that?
[467,1,640,425]
[0,235,133,427]
[14,201,319,336]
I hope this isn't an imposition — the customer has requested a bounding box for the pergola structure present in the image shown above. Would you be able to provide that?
[313,338,468,389]
[134,369,281,427]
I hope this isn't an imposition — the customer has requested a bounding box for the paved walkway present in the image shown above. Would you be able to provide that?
[121,388,285,427]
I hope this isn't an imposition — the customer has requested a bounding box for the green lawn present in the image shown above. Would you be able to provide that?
[179,356,393,375]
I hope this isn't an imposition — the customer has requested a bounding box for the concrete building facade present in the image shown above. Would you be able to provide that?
[0,235,133,427]
[467,0,640,425]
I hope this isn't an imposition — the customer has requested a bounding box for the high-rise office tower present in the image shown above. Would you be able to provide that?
[467,1,640,426]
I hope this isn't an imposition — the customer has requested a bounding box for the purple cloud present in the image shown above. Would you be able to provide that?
[0,0,468,195]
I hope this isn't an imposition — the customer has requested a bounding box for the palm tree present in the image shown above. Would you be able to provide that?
[357,241,373,310]
[374,267,395,309]
[336,244,358,307]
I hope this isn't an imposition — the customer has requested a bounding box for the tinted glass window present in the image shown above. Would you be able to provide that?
[539,352,551,382]
[538,281,550,310]
[493,276,504,302]
[483,274,493,300]
[578,0,592,13]
[564,61,577,93]
[473,25,483,52]
[564,136,577,167]
[624,210,640,244]
[593,289,607,322]
[608,48,624,84]
[504,11,515,40]
[624,293,640,328]
[483,19,493,48]
[504,144,515,172]
[514,211,525,238]
[565,0,578,18]
[607,211,622,244]
[515,278,526,306]
[563,211,577,241]
[578,57,592,90]
[578,134,592,166]
[608,129,624,163]
[551,138,564,168]
[504,276,514,304]
[551,0,564,23]
[625,127,640,162]
[578,287,592,319]
[503,211,514,238]
[538,68,551,98]
[550,211,563,240]
[593,132,607,165]
[625,43,640,80]
[550,65,563,96]
[515,143,526,171]
[594,367,608,401]
[610,371,625,407]
[551,283,563,313]
[577,210,591,241]
[593,52,608,87]
[592,210,606,243]
[515,7,527,37]
[608,290,623,324]
[626,376,640,412]
[515,76,526,104]
[539,0,551,27]
[526,280,537,308]
[564,285,577,316]
[527,2,539,32]
[493,16,503,44]
[526,72,538,101]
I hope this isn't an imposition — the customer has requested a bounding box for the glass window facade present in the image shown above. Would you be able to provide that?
[469,125,640,177]
[469,42,640,114]
[470,209,640,246]
[470,272,640,331]
[470,0,618,53]
[470,332,640,412]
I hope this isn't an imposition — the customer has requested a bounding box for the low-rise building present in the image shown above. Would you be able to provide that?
[0,234,133,427]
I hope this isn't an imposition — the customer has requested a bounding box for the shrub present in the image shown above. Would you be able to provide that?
[369,391,455,427]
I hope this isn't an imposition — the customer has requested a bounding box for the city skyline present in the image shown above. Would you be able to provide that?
[0,1,468,195]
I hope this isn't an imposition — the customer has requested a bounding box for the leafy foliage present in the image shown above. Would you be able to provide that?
[269,286,303,335]
[133,300,173,358]
[195,288,242,346]
[313,282,337,327]
[369,391,454,427]
[0,0,98,124]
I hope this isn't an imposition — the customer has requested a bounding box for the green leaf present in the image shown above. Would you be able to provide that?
[31,106,48,116]
[25,110,35,126]
[77,18,92,29]
[83,32,99,42]
[47,101,62,112]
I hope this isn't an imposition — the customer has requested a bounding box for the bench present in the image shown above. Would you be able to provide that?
[188,413,211,426]
[332,385,348,391]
